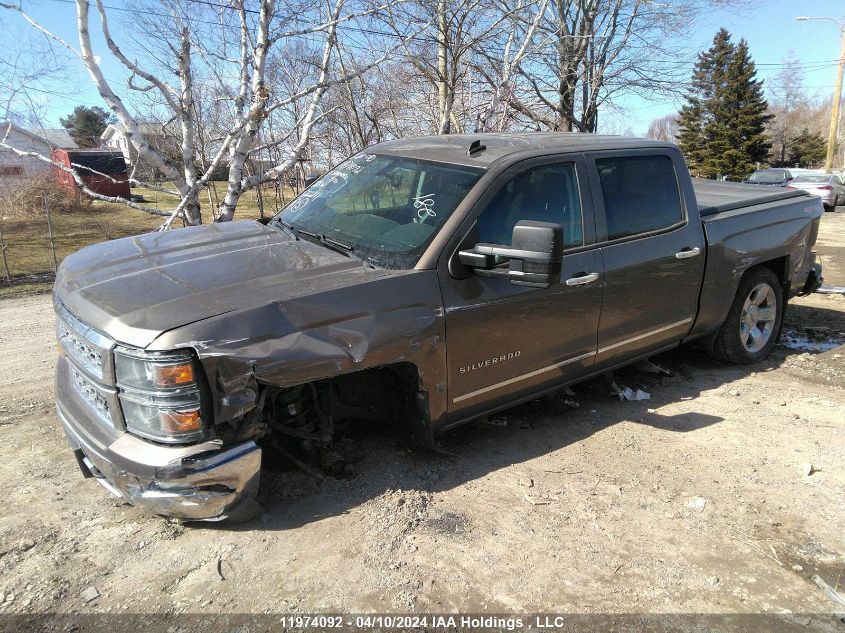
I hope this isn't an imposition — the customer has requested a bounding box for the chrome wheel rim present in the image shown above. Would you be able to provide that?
[739,282,777,353]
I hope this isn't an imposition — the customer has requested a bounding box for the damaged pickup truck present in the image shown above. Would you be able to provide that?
[54,134,824,521]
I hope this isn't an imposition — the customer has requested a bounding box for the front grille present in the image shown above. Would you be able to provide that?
[56,304,115,385]
[70,367,114,428]
[56,303,123,430]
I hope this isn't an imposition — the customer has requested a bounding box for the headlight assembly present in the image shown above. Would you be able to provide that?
[114,348,206,443]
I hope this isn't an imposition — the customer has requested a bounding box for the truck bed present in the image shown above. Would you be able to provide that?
[693,178,809,217]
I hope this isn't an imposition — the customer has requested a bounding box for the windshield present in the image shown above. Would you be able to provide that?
[748,170,787,183]
[275,153,483,269]
[793,175,828,184]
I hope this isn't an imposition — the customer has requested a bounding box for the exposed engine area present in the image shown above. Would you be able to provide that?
[265,383,347,476]
[227,364,422,477]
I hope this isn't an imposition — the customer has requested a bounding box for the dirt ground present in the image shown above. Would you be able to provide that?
[1,213,844,632]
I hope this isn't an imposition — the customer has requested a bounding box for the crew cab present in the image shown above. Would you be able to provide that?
[53,134,824,521]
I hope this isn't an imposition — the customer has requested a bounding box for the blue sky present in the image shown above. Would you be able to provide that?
[610,0,844,133]
[4,0,843,134]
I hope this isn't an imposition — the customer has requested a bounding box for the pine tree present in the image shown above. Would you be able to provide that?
[677,30,772,179]
[788,128,827,167]
[678,29,733,176]
[60,106,114,149]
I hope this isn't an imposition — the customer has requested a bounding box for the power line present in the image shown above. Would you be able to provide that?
[30,0,845,71]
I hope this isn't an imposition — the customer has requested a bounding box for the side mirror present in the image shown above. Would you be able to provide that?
[303,174,320,188]
[458,220,563,288]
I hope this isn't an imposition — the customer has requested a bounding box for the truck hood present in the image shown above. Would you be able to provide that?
[55,220,396,348]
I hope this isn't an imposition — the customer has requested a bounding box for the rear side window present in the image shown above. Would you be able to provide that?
[596,155,683,240]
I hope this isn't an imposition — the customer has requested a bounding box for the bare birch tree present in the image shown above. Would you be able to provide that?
[387,0,524,134]
[766,53,811,166]
[646,114,679,143]
[504,0,696,132]
[1,0,423,227]
[472,0,548,132]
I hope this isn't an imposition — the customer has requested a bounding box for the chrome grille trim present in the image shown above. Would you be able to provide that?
[56,303,116,384]
[69,367,122,429]
[56,302,124,431]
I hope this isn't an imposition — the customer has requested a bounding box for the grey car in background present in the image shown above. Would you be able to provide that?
[743,168,793,186]
[787,174,845,211]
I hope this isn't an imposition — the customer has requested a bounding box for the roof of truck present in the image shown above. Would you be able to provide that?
[371,133,674,167]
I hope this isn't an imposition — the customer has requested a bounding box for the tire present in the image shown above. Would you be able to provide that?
[709,266,784,365]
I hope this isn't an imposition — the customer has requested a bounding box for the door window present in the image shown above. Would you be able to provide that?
[596,155,683,240]
[477,162,583,249]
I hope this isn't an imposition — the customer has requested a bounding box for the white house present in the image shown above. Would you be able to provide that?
[0,121,77,184]
[100,122,174,163]
[101,122,182,182]
[100,123,133,162]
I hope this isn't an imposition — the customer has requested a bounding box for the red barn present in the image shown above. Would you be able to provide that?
[51,149,131,199]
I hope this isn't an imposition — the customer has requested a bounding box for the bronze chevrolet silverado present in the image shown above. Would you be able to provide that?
[53,134,824,520]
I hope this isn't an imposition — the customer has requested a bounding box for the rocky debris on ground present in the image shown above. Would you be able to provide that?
[80,587,100,603]
[364,488,433,540]
[800,463,821,476]
[687,497,707,512]
[17,538,35,552]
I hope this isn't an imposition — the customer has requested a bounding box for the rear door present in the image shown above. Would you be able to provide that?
[587,149,705,367]
[439,155,603,423]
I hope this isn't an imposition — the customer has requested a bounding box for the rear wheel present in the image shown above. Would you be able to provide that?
[709,266,783,364]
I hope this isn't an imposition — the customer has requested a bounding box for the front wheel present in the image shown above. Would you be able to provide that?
[709,266,783,364]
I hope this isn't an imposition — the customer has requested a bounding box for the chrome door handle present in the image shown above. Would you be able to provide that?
[565,272,600,286]
[675,247,701,259]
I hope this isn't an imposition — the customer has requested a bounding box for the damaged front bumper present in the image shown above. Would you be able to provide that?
[56,358,261,521]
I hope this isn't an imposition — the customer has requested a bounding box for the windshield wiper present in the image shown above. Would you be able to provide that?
[320,235,354,252]
[283,224,375,268]
[272,217,376,268]
[315,235,375,268]
[270,217,298,240]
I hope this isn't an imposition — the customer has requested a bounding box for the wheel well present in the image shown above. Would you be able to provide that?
[231,362,429,474]
[755,256,789,289]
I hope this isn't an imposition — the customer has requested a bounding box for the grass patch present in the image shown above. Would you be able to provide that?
[132,181,300,219]
[0,280,54,299]
[0,181,301,294]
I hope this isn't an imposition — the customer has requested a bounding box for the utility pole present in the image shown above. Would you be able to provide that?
[797,16,845,173]
[828,26,845,173]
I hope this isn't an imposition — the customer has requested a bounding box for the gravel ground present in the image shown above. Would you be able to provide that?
[0,213,844,632]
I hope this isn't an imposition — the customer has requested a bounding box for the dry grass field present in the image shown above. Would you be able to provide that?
[0,181,298,297]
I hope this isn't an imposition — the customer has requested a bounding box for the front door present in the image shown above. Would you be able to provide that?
[587,150,705,367]
[439,156,604,423]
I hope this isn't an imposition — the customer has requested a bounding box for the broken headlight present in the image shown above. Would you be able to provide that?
[114,348,206,444]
